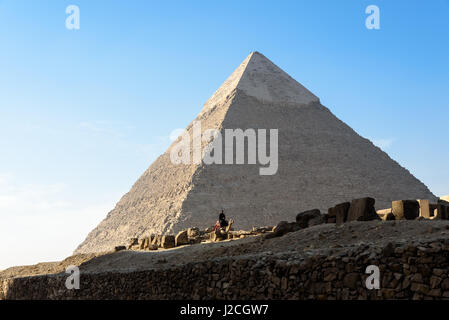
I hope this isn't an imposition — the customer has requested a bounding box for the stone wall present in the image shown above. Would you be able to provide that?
[3,239,449,300]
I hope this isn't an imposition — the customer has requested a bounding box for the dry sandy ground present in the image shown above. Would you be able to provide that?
[2,220,449,279]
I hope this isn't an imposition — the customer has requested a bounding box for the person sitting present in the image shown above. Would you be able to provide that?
[219,210,228,228]
[214,210,233,235]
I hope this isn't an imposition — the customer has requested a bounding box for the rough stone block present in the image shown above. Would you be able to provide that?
[296,209,321,228]
[127,238,138,249]
[418,199,431,218]
[152,235,162,246]
[187,227,200,238]
[439,201,449,220]
[392,200,419,220]
[308,214,325,227]
[347,197,380,222]
[161,235,175,249]
[333,202,350,225]
[433,204,448,220]
[143,237,150,249]
[264,221,301,239]
[175,230,189,246]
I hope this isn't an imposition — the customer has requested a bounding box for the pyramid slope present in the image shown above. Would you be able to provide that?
[74,92,234,254]
[75,52,436,254]
[181,94,436,229]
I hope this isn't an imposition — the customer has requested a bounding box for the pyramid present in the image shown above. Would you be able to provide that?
[75,52,436,254]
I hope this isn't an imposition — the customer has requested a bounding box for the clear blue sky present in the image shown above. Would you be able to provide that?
[0,0,448,269]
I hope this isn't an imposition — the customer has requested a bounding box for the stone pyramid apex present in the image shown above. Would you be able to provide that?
[204,52,319,112]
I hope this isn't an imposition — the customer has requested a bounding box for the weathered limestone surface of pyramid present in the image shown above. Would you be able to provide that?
[75,52,436,254]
